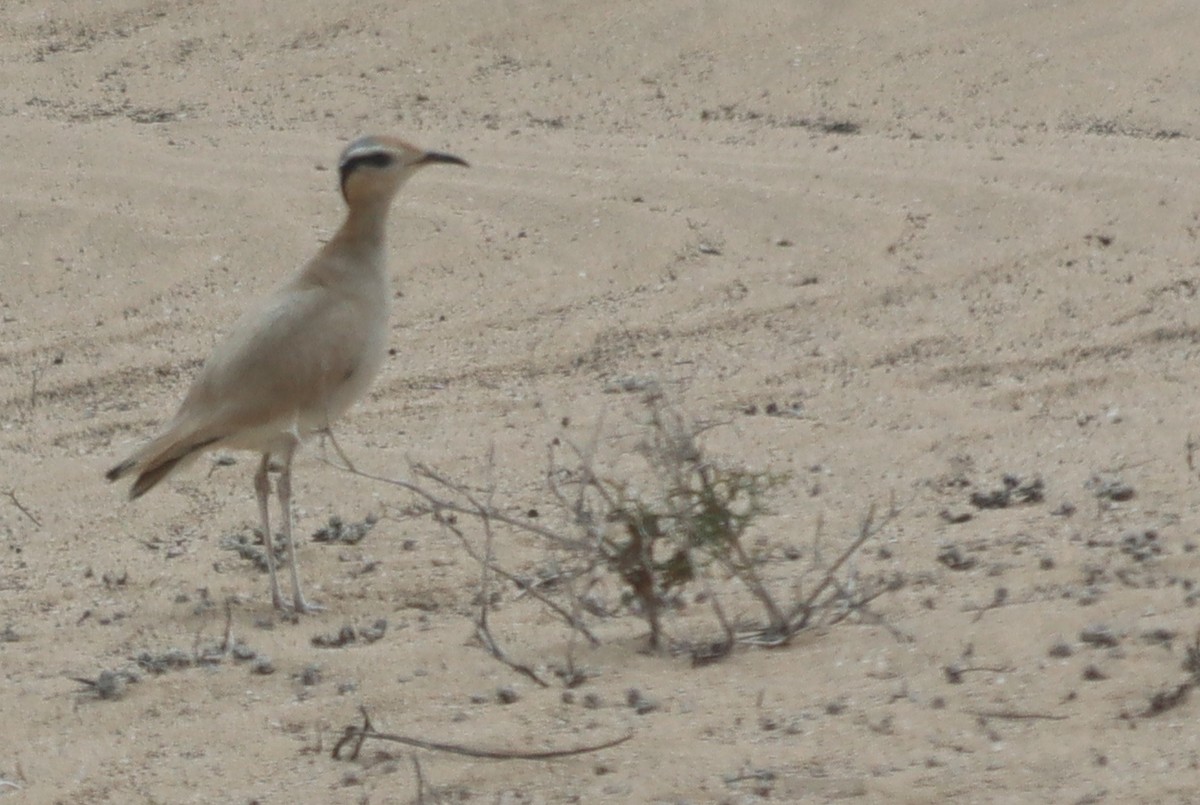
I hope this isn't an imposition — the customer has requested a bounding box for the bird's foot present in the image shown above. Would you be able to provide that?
[292,594,326,614]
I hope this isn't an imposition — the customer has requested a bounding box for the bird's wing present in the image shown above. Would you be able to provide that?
[169,280,378,441]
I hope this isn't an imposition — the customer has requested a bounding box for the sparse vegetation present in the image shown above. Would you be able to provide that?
[356,391,899,661]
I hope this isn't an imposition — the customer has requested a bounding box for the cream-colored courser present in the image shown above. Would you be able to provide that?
[106,135,468,613]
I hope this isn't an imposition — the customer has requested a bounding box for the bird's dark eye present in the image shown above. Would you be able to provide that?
[339,151,395,187]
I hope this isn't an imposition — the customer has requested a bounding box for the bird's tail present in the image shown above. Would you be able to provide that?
[106,428,221,500]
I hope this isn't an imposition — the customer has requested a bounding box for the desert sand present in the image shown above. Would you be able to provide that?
[4,1,1200,802]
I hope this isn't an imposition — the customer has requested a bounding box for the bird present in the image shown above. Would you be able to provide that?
[106,135,469,613]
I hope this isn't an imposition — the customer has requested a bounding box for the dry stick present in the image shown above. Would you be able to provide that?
[3,489,41,528]
[323,458,583,551]
[220,599,234,654]
[553,428,624,539]
[822,576,906,629]
[693,465,787,632]
[964,709,1068,721]
[471,445,544,681]
[708,592,735,648]
[27,363,45,412]
[400,502,600,647]
[408,461,606,646]
[785,502,895,634]
[472,509,550,688]
[333,707,633,761]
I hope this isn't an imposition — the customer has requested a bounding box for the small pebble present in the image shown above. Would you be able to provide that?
[230,642,257,661]
[1080,624,1119,648]
[93,670,127,700]
[299,664,322,686]
[1048,641,1074,658]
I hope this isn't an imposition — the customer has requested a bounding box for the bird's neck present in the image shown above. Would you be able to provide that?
[330,198,393,255]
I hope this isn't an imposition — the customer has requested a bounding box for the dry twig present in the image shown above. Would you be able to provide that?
[3,489,41,528]
[332,707,632,761]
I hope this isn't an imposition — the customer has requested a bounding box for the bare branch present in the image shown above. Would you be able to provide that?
[333,707,633,761]
[785,502,896,633]
[3,489,41,528]
[473,509,550,687]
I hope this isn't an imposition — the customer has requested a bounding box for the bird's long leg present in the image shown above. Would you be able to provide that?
[276,436,322,613]
[254,454,285,610]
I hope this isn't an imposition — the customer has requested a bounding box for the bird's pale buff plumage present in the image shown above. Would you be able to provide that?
[106,135,468,612]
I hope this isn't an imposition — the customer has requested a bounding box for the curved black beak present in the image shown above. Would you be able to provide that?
[419,151,469,168]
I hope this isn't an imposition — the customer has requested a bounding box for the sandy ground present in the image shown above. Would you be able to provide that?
[5,1,1200,802]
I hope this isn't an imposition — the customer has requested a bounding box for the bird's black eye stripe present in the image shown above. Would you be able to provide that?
[339,151,394,186]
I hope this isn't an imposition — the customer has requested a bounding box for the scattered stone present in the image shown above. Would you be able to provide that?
[220,530,288,573]
[969,474,1044,509]
[74,669,133,700]
[135,648,193,674]
[1080,624,1119,648]
[764,401,805,418]
[1048,641,1074,658]
[1051,501,1077,517]
[1141,628,1177,647]
[312,514,378,545]
[1087,475,1134,502]
[1119,530,1163,562]
[360,618,388,643]
[1144,683,1191,716]
[936,543,976,571]
[230,642,257,661]
[939,508,973,525]
[625,688,660,714]
[824,698,848,714]
[312,624,358,648]
[96,670,130,699]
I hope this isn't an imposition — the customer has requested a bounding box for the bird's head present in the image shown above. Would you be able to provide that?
[337,135,468,207]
